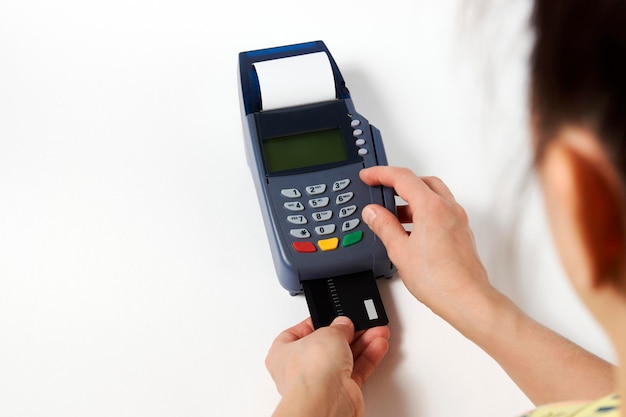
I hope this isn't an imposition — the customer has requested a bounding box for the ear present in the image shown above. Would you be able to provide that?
[539,127,626,292]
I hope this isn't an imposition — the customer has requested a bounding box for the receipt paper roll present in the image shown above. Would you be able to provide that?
[253,52,337,111]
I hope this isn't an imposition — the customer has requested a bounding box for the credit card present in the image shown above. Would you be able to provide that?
[302,271,389,331]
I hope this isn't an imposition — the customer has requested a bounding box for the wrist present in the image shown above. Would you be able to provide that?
[441,283,519,344]
[273,377,360,417]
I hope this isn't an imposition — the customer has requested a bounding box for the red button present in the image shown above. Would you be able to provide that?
[293,242,316,253]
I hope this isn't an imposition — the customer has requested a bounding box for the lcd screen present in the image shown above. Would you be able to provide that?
[263,128,348,173]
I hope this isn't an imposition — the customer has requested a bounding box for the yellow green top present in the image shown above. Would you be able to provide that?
[522,394,619,417]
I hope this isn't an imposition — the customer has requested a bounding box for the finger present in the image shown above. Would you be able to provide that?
[351,326,390,359]
[360,166,432,207]
[351,337,390,387]
[265,318,315,374]
[328,315,356,344]
[421,176,456,202]
[273,317,315,345]
[361,204,409,254]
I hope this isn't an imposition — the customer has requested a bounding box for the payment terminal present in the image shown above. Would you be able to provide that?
[238,41,395,330]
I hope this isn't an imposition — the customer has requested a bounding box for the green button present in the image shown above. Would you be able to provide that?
[342,231,363,247]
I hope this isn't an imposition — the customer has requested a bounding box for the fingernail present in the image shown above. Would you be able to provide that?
[331,316,353,327]
[362,206,376,225]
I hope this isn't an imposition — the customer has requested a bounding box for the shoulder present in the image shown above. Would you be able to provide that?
[521,394,619,417]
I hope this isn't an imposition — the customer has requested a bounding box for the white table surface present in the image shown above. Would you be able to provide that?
[0,1,614,416]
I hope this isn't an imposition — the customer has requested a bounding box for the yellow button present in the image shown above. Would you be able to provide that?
[317,237,339,251]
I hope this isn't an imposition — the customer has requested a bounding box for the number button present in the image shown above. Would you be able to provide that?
[281,188,302,198]
[290,228,311,238]
[306,184,326,195]
[339,205,357,218]
[315,224,336,236]
[284,201,305,212]
[335,192,353,205]
[312,210,333,222]
[342,219,361,232]
[333,179,350,192]
[287,215,307,225]
[309,197,329,208]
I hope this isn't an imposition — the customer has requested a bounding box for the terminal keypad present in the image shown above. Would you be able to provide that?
[281,178,364,253]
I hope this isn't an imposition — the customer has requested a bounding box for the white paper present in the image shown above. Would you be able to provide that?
[253,52,337,111]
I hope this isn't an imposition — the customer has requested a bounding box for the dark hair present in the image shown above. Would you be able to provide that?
[531,0,626,186]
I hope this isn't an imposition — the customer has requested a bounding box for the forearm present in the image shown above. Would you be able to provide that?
[449,287,616,405]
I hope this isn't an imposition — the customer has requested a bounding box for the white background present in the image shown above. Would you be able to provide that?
[0,1,615,416]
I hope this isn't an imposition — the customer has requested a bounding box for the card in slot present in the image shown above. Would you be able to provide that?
[302,271,389,331]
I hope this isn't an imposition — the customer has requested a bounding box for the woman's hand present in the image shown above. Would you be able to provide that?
[266,316,390,417]
[360,166,496,330]
[359,166,616,405]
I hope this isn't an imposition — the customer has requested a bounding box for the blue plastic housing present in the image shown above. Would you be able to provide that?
[238,41,395,295]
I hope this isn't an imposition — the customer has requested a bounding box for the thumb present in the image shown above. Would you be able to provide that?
[361,204,408,252]
[329,315,355,343]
